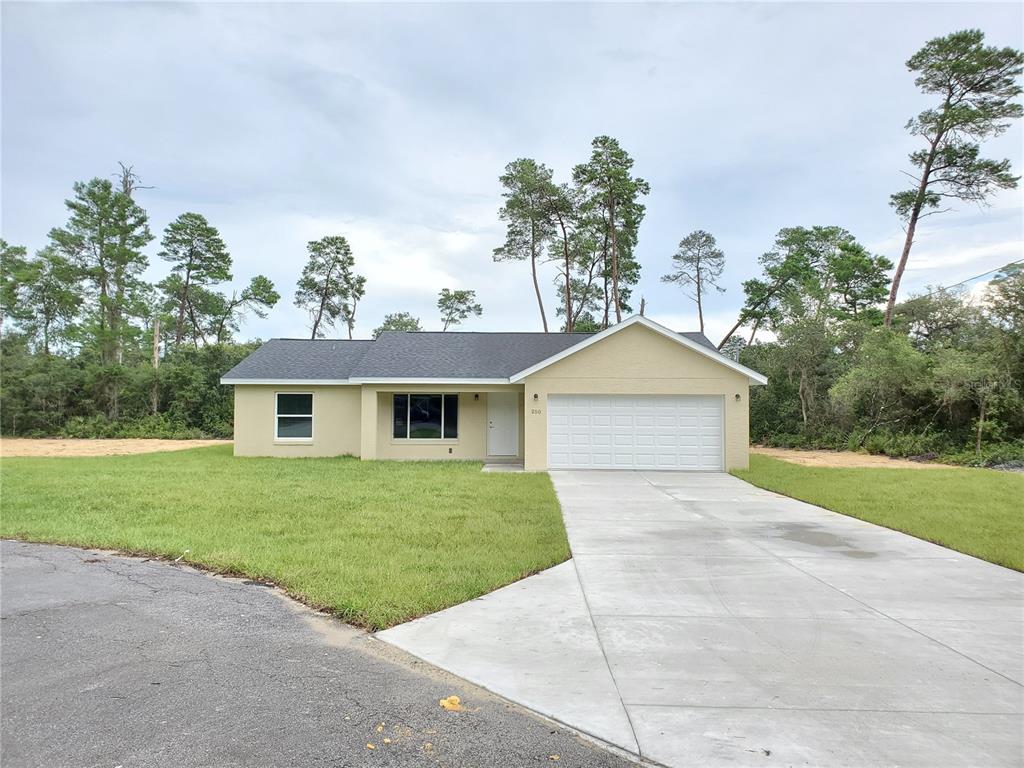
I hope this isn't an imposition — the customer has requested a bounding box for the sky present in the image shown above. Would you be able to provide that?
[3,1,1022,345]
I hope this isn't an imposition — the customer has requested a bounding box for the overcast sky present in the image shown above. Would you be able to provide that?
[3,1,1022,344]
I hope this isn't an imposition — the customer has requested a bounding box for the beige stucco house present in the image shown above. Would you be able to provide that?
[221,315,767,471]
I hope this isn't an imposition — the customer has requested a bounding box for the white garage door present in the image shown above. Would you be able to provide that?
[547,395,723,471]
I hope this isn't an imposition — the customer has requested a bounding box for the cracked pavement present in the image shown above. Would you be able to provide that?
[0,541,639,768]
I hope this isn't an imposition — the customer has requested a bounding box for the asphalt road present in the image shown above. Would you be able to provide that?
[0,540,638,768]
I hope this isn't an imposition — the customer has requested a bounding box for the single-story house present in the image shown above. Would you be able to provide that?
[220,315,767,471]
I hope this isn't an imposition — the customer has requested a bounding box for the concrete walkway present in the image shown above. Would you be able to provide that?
[378,471,1024,767]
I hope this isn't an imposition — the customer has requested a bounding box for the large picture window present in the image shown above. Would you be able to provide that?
[392,394,458,439]
[276,393,313,440]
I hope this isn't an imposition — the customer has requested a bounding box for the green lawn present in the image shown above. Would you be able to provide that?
[0,446,568,629]
[733,454,1024,571]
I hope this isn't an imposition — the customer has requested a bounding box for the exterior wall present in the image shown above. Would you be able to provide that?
[232,385,361,458]
[522,323,751,471]
[365,384,525,461]
[232,383,525,461]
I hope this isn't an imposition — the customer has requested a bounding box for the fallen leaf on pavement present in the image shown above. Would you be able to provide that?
[439,695,467,712]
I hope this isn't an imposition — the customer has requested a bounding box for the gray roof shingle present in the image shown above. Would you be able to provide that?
[681,331,718,351]
[350,332,591,379]
[221,339,373,380]
[221,328,720,382]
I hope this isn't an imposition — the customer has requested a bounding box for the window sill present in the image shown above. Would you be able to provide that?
[390,439,459,445]
[274,439,314,445]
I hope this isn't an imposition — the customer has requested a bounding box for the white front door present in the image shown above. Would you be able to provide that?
[487,392,519,456]
[547,395,724,470]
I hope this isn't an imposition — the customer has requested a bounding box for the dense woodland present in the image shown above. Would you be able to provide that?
[1,29,1022,465]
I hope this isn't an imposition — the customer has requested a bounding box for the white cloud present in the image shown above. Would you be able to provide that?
[905,240,1023,274]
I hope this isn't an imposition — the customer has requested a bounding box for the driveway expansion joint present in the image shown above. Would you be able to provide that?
[568,553,644,757]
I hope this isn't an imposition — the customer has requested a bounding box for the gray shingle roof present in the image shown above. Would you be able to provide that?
[681,331,718,351]
[221,328,721,382]
[221,339,373,380]
[350,332,591,379]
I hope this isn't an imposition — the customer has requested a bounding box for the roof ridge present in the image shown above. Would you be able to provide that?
[379,331,594,336]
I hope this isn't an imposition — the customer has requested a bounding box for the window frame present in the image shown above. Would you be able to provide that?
[274,392,314,442]
[391,393,458,441]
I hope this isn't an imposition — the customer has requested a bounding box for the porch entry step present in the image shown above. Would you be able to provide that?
[481,462,526,473]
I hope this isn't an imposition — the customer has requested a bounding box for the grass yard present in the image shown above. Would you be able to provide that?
[0,446,568,629]
[733,454,1024,571]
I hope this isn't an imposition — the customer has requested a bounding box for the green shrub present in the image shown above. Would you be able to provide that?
[200,418,234,439]
[60,415,118,439]
[112,415,205,439]
[839,428,950,457]
[763,432,808,449]
[941,441,1024,467]
[60,414,206,440]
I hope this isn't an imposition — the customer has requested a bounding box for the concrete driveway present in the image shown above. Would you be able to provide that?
[379,471,1024,767]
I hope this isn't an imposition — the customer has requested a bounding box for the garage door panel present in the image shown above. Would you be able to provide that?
[548,395,723,471]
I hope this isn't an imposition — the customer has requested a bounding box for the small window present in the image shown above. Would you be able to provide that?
[443,394,458,438]
[392,394,458,439]
[276,393,312,440]
[393,394,408,439]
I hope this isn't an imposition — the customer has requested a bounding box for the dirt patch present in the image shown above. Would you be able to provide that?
[752,445,947,470]
[1,438,230,458]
